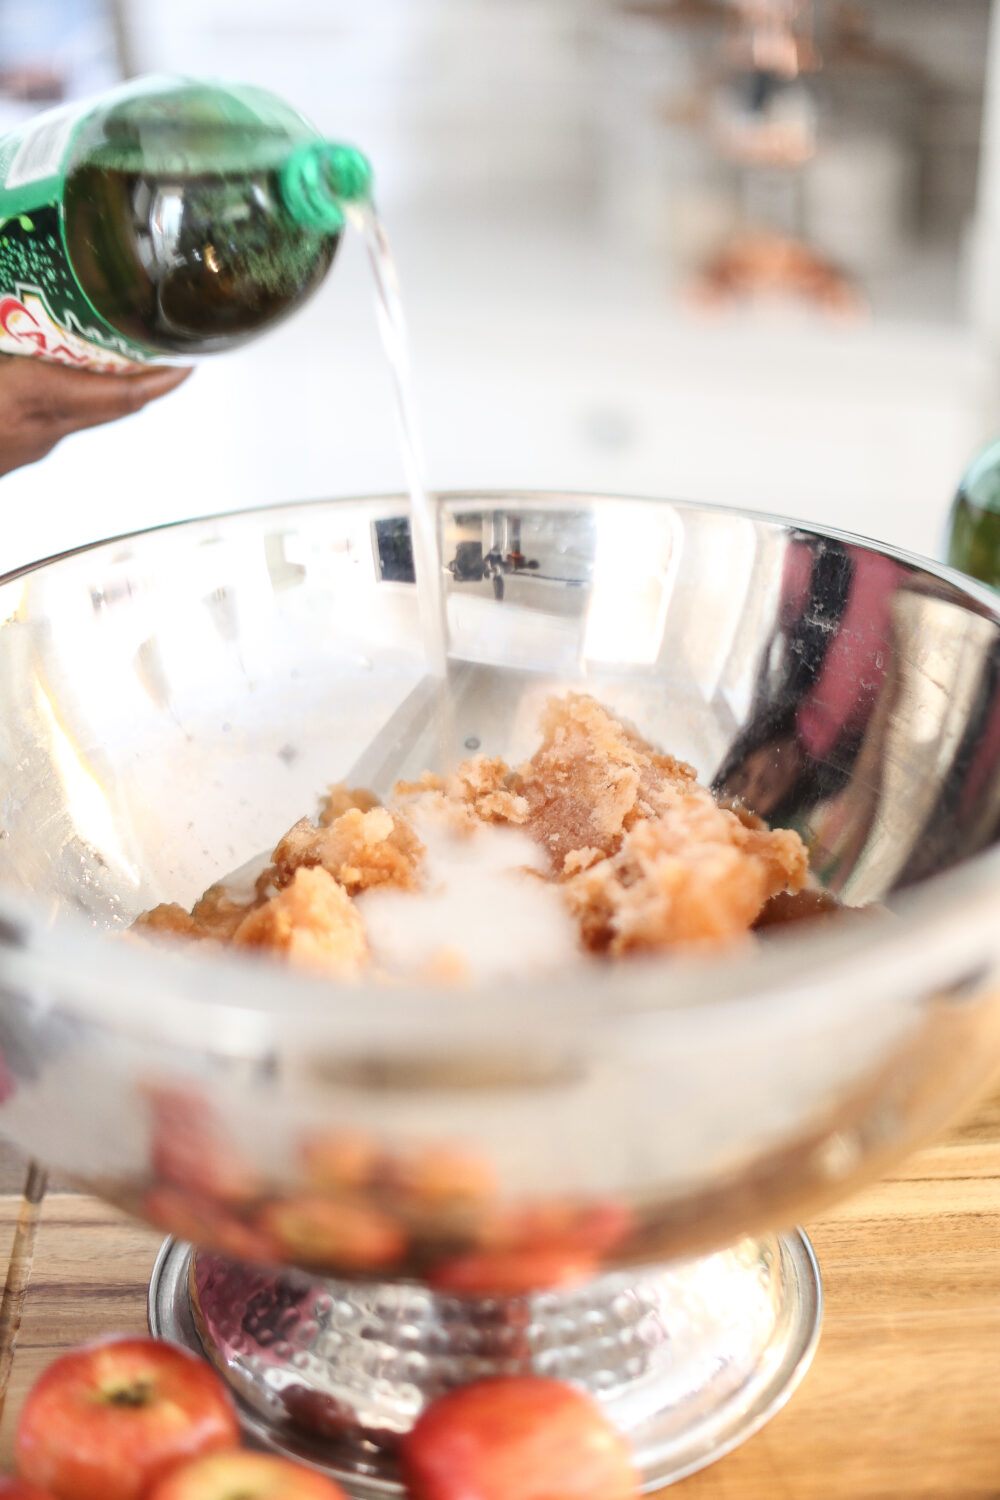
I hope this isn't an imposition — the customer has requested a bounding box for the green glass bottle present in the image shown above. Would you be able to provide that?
[0,75,372,372]
[945,435,1000,589]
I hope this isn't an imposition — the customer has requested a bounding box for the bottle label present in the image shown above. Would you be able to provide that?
[0,207,151,370]
[0,85,168,371]
[2,103,82,191]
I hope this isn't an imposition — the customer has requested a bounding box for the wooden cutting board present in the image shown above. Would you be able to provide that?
[0,1084,997,1500]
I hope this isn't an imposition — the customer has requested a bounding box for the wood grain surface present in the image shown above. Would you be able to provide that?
[0,1084,996,1498]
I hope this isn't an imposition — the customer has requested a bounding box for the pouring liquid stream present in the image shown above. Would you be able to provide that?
[345,202,455,793]
[218,204,455,901]
[349,204,446,676]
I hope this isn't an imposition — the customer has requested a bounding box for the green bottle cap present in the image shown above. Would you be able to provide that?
[279,142,374,232]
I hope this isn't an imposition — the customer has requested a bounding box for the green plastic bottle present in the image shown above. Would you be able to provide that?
[945,435,1000,589]
[0,75,372,372]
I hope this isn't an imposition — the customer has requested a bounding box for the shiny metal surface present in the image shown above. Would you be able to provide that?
[0,491,999,1274]
[148,1231,821,1494]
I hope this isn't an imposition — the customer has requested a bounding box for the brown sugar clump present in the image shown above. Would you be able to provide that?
[133,883,255,943]
[319,784,382,825]
[393,771,446,798]
[516,693,697,871]
[395,758,529,831]
[190,884,259,940]
[233,867,368,976]
[266,806,424,896]
[131,903,207,941]
[446,756,530,826]
[132,691,815,975]
[564,788,808,954]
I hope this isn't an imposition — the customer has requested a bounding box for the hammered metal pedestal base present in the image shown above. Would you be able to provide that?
[148,1233,821,1495]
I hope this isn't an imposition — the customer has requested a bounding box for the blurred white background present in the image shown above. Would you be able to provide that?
[2,0,1000,570]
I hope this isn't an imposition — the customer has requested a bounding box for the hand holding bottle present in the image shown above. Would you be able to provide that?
[0,75,371,478]
[0,357,190,477]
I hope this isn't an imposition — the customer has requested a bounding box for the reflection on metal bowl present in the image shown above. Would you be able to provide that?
[2,493,1000,1491]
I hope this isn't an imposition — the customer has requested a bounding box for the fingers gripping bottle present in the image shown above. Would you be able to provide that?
[0,76,372,372]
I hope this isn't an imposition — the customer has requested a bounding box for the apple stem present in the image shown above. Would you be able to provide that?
[105,1379,155,1408]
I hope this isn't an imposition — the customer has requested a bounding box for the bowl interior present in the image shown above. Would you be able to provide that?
[2,493,998,921]
[1,492,999,1271]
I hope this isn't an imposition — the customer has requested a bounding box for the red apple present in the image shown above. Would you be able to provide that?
[476,1198,633,1257]
[145,1084,259,1204]
[142,1186,281,1265]
[400,1377,639,1500]
[392,1144,498,1209]
[15,1337,240,1500]
[257,1193,406,1273]
[511,1199,633,1257]
[299,1129,381,1192]
[429,1196,633,1295]
[146,1451,348,1500]
[0,1480,58,1500]
[428,1246,597,1297]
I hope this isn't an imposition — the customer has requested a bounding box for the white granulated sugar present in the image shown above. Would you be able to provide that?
[357,803,581,982]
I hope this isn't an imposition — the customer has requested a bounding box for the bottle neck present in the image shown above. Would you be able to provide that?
[279,142,373,233]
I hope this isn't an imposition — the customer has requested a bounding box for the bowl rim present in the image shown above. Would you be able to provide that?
[2,488,999,1049]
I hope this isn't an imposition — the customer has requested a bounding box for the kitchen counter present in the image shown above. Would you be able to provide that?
[0,1075,997,1498]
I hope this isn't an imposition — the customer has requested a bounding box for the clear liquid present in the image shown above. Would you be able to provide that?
[349,204,448,680]
[218,214,454,876]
